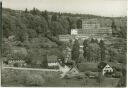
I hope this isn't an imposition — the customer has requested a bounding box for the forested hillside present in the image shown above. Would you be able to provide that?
[2,8,127,68]
[2,8,127,40]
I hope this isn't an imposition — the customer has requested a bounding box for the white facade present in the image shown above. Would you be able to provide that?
[102,64,113,75]
[48,62,58,66]
[71,29,78,35]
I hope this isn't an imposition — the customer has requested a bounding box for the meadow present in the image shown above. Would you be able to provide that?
[2,68,119,87]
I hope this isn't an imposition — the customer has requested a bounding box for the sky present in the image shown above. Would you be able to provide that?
[2,0,127,17]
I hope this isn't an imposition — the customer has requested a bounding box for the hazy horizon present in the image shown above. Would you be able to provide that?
[2,0,127,17]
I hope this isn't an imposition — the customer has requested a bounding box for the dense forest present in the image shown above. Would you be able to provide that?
[2,8,127,40]
[2,8,127,68]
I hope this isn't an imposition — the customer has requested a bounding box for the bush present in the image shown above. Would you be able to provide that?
[84,71,91,77]
[78,63,98,72]
[13,63,19,67]
[1,69,45,86]
[1,69,27,85]
[25,74,45,86]
[112,72,122,78]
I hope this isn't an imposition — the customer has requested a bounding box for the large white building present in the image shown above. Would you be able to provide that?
[59,18,112,42]
[71,29,78,35]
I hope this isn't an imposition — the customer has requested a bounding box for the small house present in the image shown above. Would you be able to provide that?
[66,66,79,75]
[102,64,113,75]
[8,59,26,67]
[98,62,113,75]
[47,55,58,68]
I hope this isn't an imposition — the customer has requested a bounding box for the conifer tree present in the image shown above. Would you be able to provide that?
[71,39,80,64]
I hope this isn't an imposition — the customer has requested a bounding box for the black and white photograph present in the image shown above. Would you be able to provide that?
[1,0,127,87]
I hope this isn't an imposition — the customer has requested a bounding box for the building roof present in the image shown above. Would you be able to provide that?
[11,47,28,56]
[98,62,107,69]
[66,66,79,74]
[47,55,58,63]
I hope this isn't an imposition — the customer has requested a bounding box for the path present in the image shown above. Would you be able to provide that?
[2,66,60,72]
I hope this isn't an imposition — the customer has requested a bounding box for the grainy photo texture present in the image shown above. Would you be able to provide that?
[1,0,127,87]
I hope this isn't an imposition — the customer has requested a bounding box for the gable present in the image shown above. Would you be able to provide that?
[98,62,107,69]
[68,67,79,74]
[103,64,113,70]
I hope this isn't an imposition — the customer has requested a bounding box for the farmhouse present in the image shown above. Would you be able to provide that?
[98,62,113,75]
[102,64,113,75]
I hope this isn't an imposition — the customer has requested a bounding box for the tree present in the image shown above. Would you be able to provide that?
[96,71,104,87]
[99,40,105,61]
[108,48,114,62]
[30,8,40,15]
[24,8,28,13]
[71,39,80,64]
[51,14,57,21]
[83,39,88,61]
[41,10,49,27]
[88,43,100,62]
[76,19,82,29]
[50,21,64,36]
[58,17,70,35]
[90,38,95,43]
[67,17,76,33]
[41,54,48,68]
[41,10,48,21]
[111,19,117,36]
[118,26,127,39]
[117,66,126,87]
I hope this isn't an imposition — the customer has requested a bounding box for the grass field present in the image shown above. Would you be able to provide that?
[42,78,119,87]
[2,68,120,87]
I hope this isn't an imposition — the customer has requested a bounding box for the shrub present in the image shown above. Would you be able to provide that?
[112,72,122,78]
[84,71,91,77]
[78,63,98,72]
[13,63,19,67]
[25,74,45,86]
[1,69,45,86]
[1,69,27,85]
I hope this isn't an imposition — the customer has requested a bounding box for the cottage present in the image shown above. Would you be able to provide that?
[8,59,26,67]
[47,55,58,67]
[98,62,113,75]
[102,64,113,75]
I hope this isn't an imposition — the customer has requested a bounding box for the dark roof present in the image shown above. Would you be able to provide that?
[66,66,79,74]
[98,62,107,69]
[47,55,57,63]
